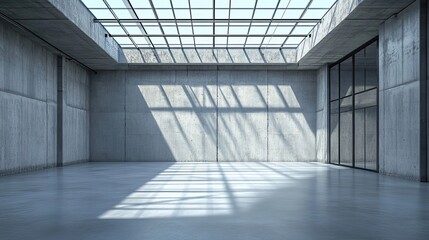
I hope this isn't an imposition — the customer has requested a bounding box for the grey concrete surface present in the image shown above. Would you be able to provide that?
[379,1,421,180]
[124,48,298,65]
[267,71,317,162]
[316,65,328,163]
[0,19,90,174]
[62,59,90,165]
[0,18,57,175]
[91,70,317,162]
[90,71,126,162]
[0,0,123,69]
[297,0,416,67]
[0,162,428,240]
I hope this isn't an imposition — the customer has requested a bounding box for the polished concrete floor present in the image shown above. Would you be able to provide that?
[0,162,428,240]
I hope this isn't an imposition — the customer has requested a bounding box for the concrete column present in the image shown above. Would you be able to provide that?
[316,65,329,163]
[379,0,428,181]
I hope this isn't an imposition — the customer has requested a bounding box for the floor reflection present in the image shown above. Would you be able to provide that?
[99,162,326,219]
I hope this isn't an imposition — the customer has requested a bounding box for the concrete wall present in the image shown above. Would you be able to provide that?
[91,70,317,162]
[316,65,328,163]
[379,1,421,180]
[62,59,90,165]
[0,19,57,174]
[0,19,90,175]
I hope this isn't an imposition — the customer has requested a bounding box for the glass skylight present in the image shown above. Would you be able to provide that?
[81,0,337,49]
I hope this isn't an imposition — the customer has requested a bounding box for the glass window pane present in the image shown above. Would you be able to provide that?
[135,9,156,19]
[340,96,353,112]
[254,9,275,19]
[340,57,353,97]
[340,107,353,166]
[355,89,377,109]
[365,106,377,170]
[355,108,365,168]
[365,42,378,90]
[355,48,365,93]
[330,65,339,100]
[330,100,339,164]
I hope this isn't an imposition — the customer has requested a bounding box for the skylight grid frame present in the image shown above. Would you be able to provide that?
[82,0,338,50]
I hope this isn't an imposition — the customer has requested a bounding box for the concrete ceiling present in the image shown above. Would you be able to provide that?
[297,0,416,67]
[0,0,418,70]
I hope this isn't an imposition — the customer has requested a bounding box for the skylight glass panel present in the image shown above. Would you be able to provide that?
[156,9,175,19]
[174,9,191,19]
[273,26,293,34]
[145,26,162,35]
[124,26,144,35]
[153,0,172,8]
[135,9,156,19]
[287,0,311,8]
[215,0,229,8]
[195,37,212,45]
[190,0,212,8]
[292,26,315,35]
[228,37,246,45]
[302,9,328,19]
[246,37,263,45]
[253,9,275,19]
[263,36,287,45]
[91,9,114,19]
[191,9,212,19]
[162,26,178,34]
[167,37,181,45]
[105,0,127,8]
[284,37,305,45]
[215,25,228,34]
[231,0,256,8]
[112,9,134,19]
[180,37,194,45]
[81,0,106,9]
[229,26,249,35]
[256,0,280,9]
[83,0,337,49]
[179,26,193,34]
[249,26,268,35]
[150,37,167,46]
[230,9,253,19]
[129,0,151,8]
[309,0,337,8]
[114,37,133,45]
[132,37,149,45]
[274,9,304,19]
[215,10,229,19]
[104,26,126,35]
[193,25,212,35]
[171,0,189,8]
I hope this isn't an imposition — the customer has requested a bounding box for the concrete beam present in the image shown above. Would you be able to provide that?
[0,0,124,70]
[297,0,416,67]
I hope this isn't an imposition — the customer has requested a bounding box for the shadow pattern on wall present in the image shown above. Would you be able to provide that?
[91,70,316,162]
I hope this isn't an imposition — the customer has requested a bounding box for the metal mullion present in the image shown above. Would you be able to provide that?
[169,0,183,50]
[213,0,215,48]
[280,0,313,48]
[95,19,321,23]
[149,0,173,51]
[226,0,231,47]
[109,34,307,37]
[187,0,196,48]
[103,0,139,50]
[125,0,160,62]
[244,0,259,47]
[260,0,282,49]
[88,7,330,10]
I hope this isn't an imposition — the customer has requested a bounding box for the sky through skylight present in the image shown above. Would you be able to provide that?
[81,0,337,49]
